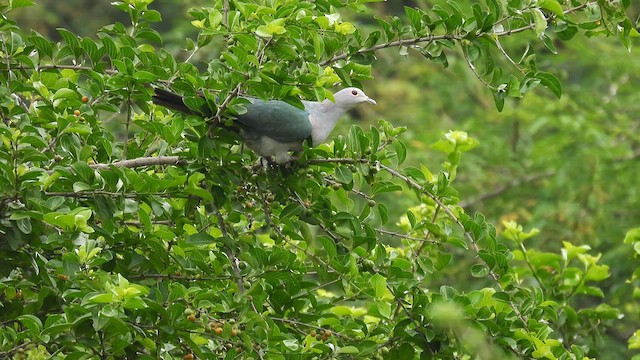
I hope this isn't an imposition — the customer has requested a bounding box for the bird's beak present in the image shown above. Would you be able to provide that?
[366,97,377,105]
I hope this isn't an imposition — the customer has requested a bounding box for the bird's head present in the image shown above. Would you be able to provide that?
[333,87,377,108]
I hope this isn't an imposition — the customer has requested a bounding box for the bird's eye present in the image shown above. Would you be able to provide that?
[351,90,358,96]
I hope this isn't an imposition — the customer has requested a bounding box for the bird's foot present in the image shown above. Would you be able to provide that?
[251,155,299,174]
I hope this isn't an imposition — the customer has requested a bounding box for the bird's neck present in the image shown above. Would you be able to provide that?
[306,100,348,146]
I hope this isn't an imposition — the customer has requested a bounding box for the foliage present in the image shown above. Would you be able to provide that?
[0,0,638,359]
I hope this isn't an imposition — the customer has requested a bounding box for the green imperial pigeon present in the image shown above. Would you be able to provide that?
[153,87,376,163]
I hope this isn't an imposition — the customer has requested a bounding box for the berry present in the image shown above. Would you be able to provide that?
[81,95,89,103]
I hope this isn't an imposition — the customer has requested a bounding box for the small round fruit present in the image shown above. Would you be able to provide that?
[183,354,194,360]
[73,109,81,116]
[187,314,196,322]
[81,95,89,103]
[214,327,223,335]
[310,330,317,337]
[231,329,238,337]
[324,329,331,337]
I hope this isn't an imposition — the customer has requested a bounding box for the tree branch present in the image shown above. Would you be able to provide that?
[459,171,555,208]
[319,2,596,67]
[89,156,184,170]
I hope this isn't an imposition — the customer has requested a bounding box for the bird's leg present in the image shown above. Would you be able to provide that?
[251,156,277,172]
[261,156,274,169]
[251,154,300,172]
[274,152,294,164]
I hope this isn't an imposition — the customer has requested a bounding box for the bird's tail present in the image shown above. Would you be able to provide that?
[152,88,195,114]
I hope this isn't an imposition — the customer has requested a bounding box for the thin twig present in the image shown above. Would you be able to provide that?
[209,196,245,294]
[222,0,229,30]
[376,228,440,244]
[459,171,555,207]
[271,317,353,341]
[415,205,441,256]
[123,90,132,160]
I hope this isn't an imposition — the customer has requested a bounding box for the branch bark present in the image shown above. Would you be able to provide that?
[88,156,184,170]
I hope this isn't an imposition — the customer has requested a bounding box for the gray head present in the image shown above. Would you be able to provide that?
[332,87,377,109]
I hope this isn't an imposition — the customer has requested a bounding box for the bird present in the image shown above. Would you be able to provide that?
[152,87,376,163]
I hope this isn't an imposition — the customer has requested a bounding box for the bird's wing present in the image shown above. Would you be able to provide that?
[236,100,313,142]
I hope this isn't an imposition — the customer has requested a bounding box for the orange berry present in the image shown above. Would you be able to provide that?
[182,354,194,360]
[81,95,89,103]
[73,109,80,116]
[187,314,196,322]
[214,327,223,335]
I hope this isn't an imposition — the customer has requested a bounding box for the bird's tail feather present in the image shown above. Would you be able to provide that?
[152,88,194,114]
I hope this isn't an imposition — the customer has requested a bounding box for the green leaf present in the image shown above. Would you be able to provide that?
[394,140,407,164]
[9,0,35,8]
[623,228,640,245]
[376,300,392,318]
[539,33,558,54]
[370,273,393,300]
[280,203,303,219]
[536,71,562,98]
[186,233,217,245]
[471,264,489,277]
[311,32,324,60]
[531,8,547,37]
[335,166,353,185]
[17,314,43,335]
[493,90,505,112]
[539,0,564,18]
[134,70,160,83]
[87,293,114,304]
[319,236,337,259]
[338,346,359,354]
[28,30,53,58]
[53,88,78,101]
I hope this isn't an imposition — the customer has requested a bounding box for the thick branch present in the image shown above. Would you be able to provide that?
[47,156,185,175]
[89,156,184,170]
